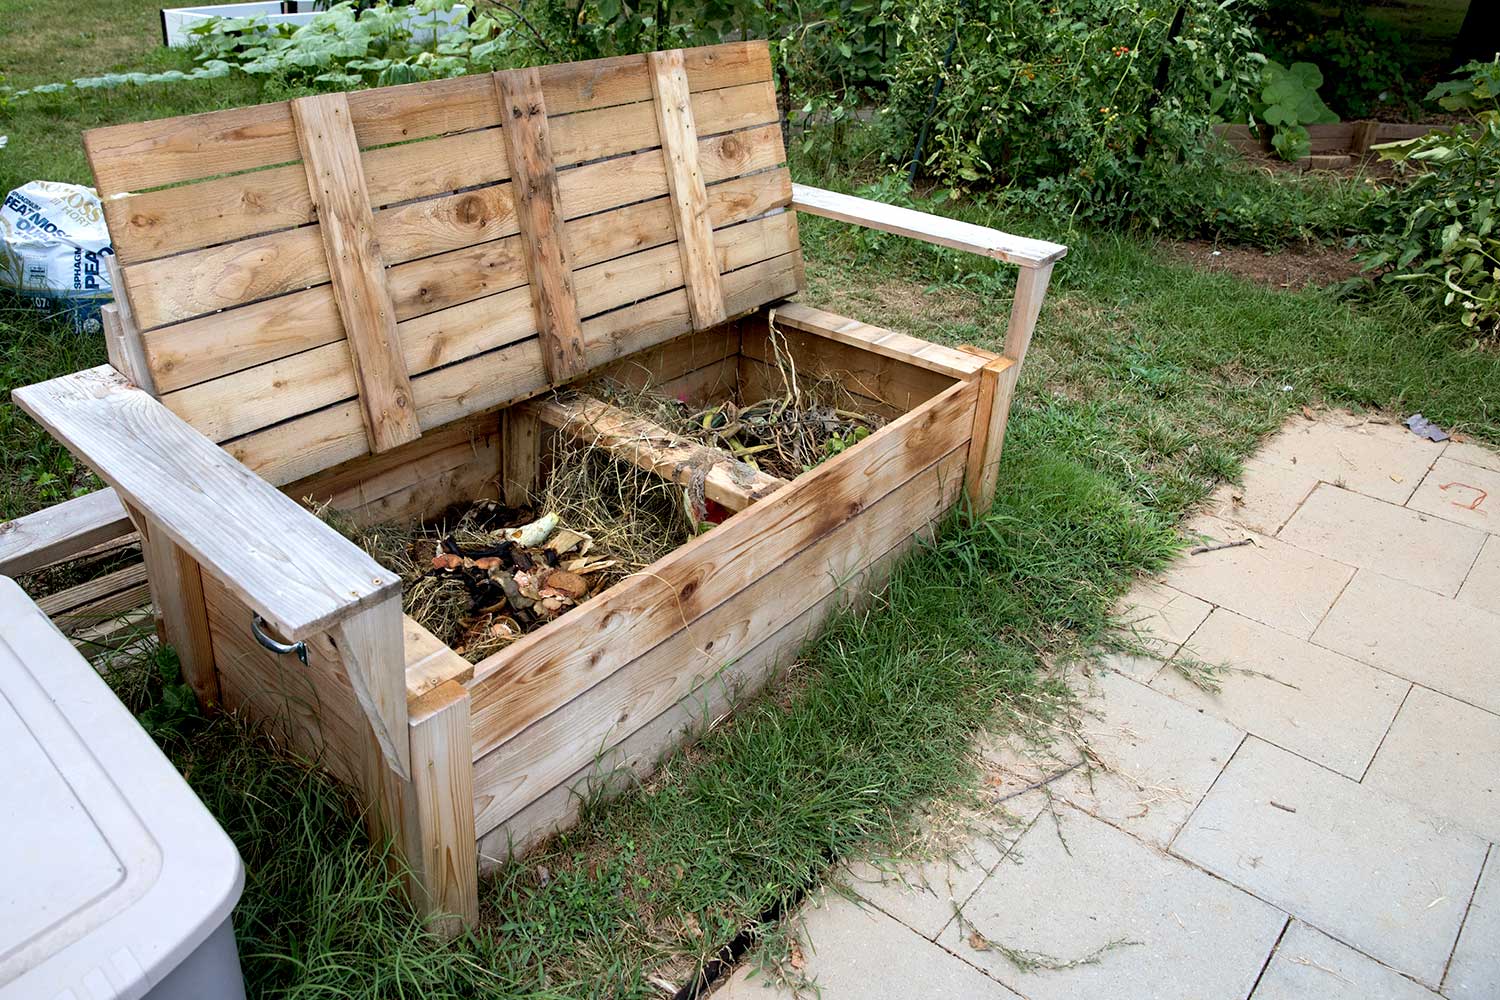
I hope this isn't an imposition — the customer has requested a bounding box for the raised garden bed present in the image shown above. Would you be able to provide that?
[9,41,1063,933]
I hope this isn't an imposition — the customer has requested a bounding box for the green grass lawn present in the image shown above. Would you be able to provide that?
[3,8,1498,998]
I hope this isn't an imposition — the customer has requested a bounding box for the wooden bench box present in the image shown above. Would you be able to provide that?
[8,41,1062,933]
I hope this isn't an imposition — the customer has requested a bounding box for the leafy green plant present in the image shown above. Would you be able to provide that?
[1251,60,1338,161]
[1357,61,1500,337]
[1256,0,1409,118]
[883,0,1263,222]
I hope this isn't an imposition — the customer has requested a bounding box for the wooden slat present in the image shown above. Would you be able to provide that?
[35,562,147,618]
[529,393,784,511]
[106,80,777,266]
[84,41,771,201]
[1002,262,1053,369]
[50,579,152,638]
[0,489,131,577]
[143,168,790,395]
[558,122,785,221]
[292,93,420,454]
[770,302,985,380]
[128,502,219,707]
[472,444,965,834]
[466,376,979,759]
[963,357,1020,514]
[292,412,498,507]
[790,184,1067,267]
[84,102,300,198]
[741,319,954,412]
[13,366,400,640]
[203,572,365,788]
[223,251,799,488]
[159,211,796,445]
[501,408,540,506]
[319,431,499,525]
[495,67,587,382]
[405,615,474,699]
[649,49,727,330]
[329,594,411,779]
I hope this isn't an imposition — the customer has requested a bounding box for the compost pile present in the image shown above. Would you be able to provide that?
[593,377,886,483]
[322,357,888,664]
[320,439,694,663]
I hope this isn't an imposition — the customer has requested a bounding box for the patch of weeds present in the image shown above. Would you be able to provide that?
[958,913,1141,974]
[1167,653,1230,694]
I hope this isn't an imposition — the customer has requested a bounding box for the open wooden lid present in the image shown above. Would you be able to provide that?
[85,41,801,487]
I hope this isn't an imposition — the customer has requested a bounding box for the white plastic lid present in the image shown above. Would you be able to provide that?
[0,576,244,1000]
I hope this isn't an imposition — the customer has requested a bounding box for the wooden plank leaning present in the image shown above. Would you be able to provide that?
[527,393,785,511]
[494,67,589,382]
[0,488,132,578]
[292,92,422,454]
[648,49,727,330]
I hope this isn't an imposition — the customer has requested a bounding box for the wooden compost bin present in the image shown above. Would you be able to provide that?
[9,41,1063,934]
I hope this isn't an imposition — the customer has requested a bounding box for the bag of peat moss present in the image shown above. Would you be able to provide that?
[1,181,114,334]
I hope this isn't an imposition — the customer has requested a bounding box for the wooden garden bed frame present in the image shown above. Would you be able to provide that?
[6,41,1063,934]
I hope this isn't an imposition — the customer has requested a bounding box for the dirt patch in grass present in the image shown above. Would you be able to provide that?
[1161,238,1365,290]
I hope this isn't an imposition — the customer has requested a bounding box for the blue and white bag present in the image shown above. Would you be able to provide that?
[0,181,114,334]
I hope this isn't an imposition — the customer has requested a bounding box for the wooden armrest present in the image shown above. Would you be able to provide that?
[790,183,1067,268]
[0,488,133,577]
[13,366,399,641]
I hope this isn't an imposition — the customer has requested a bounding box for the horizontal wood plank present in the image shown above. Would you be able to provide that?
[790,183,1066,267]
[0,488,132,577]
[770,301,985,380]
[85,41,771,198]
[742,318,955,412]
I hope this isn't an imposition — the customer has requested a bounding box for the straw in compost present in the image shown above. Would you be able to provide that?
[315,433,694,663]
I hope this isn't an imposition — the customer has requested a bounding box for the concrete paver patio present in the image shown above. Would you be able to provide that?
[717,413,1500,999]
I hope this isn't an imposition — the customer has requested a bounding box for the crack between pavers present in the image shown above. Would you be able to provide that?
[1440,842,1491,994]
[1357,681,1414,785]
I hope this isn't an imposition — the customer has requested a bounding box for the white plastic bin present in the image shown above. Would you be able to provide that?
[0,576,247,1000]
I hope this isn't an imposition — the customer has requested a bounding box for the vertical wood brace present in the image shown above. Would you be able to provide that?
[963,357,1020,515]
[366,680,478,936]
[125,502,218,706]
[1001,262,1054,370]
[648,49,728,330]
[967,260,1052,514]
[409,681,479,934]
[494,68,588,382]
[501,407,540,506]
[291,93,421,454]
[102,256,156,395]
[330,594,412,780]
